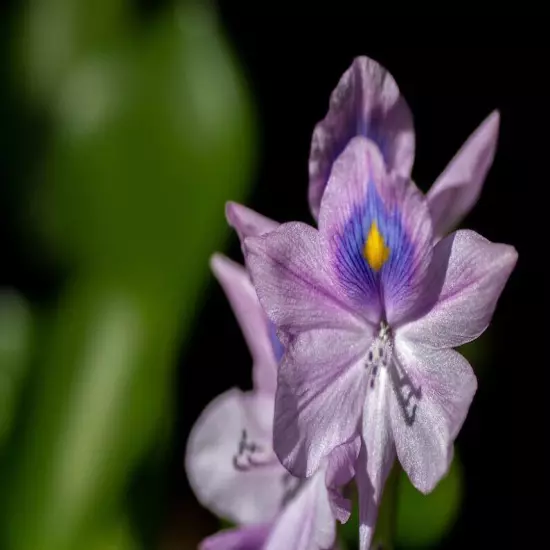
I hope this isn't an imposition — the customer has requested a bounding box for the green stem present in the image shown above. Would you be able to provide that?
[371,462,400,550]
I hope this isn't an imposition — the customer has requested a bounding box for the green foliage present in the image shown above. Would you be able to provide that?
[0,292,32,446]
[395,453,463,548]
[1,1,257,549]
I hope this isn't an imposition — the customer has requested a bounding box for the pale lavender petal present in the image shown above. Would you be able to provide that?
[244,222,367,340]
[319,136,433,326]
[210,253,277,395]
[274,328,371,477]
[325,437,362,523]
[325,438,361,489]
[185,389,287,525]
[358,367,396,550]
[390,338,477,493]
[309,56,415,220]
[399,229,518,348]
[226,201,280,247]
[265,469,336,550]
[427,111,500,238]
[326,492,351,526]
[200,523,271,550]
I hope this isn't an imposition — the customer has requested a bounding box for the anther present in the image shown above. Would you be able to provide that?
[232,428,276,471]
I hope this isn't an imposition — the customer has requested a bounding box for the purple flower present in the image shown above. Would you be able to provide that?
[185,253,352,549]
[309,56,501,239]
[244,136,517,549]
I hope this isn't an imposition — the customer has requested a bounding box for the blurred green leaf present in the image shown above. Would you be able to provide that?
[33,5,256,281]
[0,290,32,446]
[395,451,463,548]
[86,514,140,550]
[4,279,180,550]
[12,0,129,103]
[336,536,350,550]
[3,2,257,550]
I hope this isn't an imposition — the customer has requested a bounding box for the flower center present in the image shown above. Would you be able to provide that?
[232,429,278,471]
[365,321,393,388]
[365,322,423,426]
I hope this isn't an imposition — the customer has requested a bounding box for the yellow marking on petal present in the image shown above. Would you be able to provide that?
[363,221,390,271]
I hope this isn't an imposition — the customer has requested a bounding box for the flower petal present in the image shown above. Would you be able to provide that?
[200,523,272,550]
[226,201,280,248]
[358,367,396,550]
[390,338,477,493]
[210,253,278,395]
[309,56,415,220]
[265,470,336,550]
[319,136,433,325]
[325,437,362,523]
[274,328,370,477]
[244,222,367,339]
[427,111,500,238]
[399,229,518,348]
[185,389,287,525]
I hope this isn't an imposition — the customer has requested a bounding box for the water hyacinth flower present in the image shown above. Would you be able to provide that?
[185,253,350,550]
[243,136,517,549]
[309,56,501,239]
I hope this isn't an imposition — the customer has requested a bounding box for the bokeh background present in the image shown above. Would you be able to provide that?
[1,2,543,548]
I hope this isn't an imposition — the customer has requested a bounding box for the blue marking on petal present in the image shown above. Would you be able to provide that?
[333,180,415,315]
[268,321,285,363]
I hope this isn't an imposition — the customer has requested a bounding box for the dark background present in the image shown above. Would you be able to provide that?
[1,1,545,547]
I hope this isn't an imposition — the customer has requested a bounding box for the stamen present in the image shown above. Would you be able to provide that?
[365,322,394,388]
[238,429,247,454]
[232,429,277,471]
[379,321,391,341]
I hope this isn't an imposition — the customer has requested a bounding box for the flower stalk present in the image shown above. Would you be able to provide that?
[371,463,400,550]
